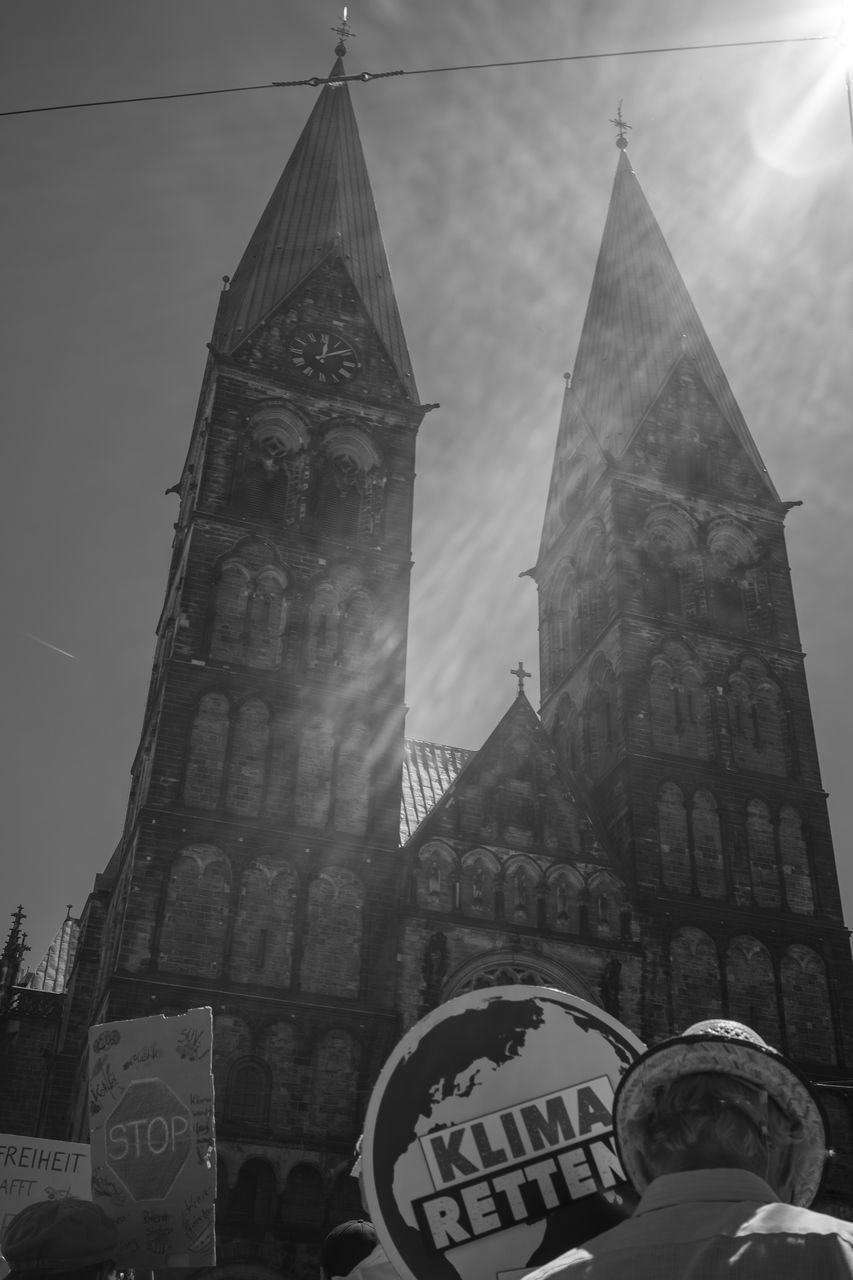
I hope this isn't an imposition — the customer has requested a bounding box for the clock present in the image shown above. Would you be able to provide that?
[287,328,361,385]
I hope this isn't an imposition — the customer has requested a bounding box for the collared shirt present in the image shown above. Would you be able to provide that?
[523,1169,853,1279]
[346,1244,399,1280]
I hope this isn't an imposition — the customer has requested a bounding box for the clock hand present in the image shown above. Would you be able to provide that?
[321,334,329,358]
[314,345,353,362]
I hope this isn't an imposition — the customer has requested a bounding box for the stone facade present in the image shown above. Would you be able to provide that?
[2,59,852,1275]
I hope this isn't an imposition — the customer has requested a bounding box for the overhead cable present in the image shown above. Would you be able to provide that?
[0,34,834,119]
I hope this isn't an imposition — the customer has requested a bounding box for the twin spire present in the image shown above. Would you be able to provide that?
[218,32,772,518]
[216,18,417,397]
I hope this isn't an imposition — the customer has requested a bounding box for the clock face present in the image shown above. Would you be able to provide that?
[287,329,361,385]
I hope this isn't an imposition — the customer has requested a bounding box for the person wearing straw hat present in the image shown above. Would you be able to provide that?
[524,1019,853,1279]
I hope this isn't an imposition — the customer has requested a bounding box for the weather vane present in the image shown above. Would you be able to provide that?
[609,101,632,150]
[332,6,355,58]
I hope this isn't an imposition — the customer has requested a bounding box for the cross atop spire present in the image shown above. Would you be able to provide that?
[609,101,632,150]
[511,661,531,696]
[331,6,355,58]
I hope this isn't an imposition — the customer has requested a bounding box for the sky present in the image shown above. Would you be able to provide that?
[1,0,852,965]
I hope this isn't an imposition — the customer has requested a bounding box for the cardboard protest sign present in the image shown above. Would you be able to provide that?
[87,1006,215,1268]
[362,986,646,1280]
[0,1136,91,1279]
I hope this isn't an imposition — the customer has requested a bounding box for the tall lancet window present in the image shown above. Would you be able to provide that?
[316,426,384,544]
[235,406,307,527]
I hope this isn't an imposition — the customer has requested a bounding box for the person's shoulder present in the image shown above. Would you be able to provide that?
[522,1245,601,1280]
[750,1201,853,1242]
[347,1243,399,1280]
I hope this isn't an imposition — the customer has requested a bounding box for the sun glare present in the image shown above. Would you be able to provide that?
[835,1,853,66]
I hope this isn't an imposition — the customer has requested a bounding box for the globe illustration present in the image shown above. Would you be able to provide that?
[363,986,645,1280]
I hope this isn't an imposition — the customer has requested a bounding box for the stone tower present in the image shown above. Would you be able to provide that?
[58,50,427,1271]
[535,138,853,1201]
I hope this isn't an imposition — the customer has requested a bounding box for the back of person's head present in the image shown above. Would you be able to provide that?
[318,1220,377,1280]
[1,1198,118,1280]
[614,1018,827,1206]
[637,1071,802,1187]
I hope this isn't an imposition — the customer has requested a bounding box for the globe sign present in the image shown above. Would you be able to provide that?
[362,986,646,1280]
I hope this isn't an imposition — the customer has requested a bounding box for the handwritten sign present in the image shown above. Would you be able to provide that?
[87,1007,215,1268]
[362,986,645,1280]
[0,1135,91,1279]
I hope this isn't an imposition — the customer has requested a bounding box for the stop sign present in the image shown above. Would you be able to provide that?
[106,1078,192,1200]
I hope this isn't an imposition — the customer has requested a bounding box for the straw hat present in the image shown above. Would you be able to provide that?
[613,1018,828,1207]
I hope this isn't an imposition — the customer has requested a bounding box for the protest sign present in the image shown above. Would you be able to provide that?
[362,985,646,1280]
[0,1136,91,1278]
[87,1006,215,1268]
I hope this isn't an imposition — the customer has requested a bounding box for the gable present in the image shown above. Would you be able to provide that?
[624,357,776,505]
[406,696,614,867]
[228,258,415,403]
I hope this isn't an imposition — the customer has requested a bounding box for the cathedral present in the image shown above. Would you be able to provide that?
[2,28,853,1278]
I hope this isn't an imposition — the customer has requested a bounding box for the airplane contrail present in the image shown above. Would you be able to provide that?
[19,630,77,660]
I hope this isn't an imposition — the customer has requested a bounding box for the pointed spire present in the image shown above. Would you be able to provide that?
[216,50,417,398]
[569,140,777,498]
[1,906,28,968]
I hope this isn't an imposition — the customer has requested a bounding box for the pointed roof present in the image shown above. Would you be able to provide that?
[27,911,79,994]
[216,60,418,397]
[400,739,475,842]
[401,694,614,862]
[570,148,778,499]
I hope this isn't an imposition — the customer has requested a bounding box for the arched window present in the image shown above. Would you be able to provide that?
[212,1014,251,1119]
[226,1059,271,1128]
[781,946,835,1063]
[160,847,230,976]
[309,1031,362,1140]
[584,659,617,774]
[691,790,725,899]
[231,864,298,987]
[209,543,287,669]
[779,806,814,914]
[294,717,335,827]
[318,455,362,539]
[266,711,297,820]
[281,1164,325,1227]
[306,583,340,668]
[670,928,722,1030]
[658,783,690,892]
[547,868,582,932]
[184,692,229,809]
[300,869,364,998]
[641,505,698,618]
[416,842,455,913]
[338,589,375,670]
[209,563,251,663]
[229,1159,277,1225]
[746,799,780,908]
[246,569,287,668]
[727,661,789,777]
[258,1021,297,1132]
[588,872,623,938]
[225,700,270,816]
[461,851,497,916]
[334,724,372,835]
[726,937,781,1049]
[315,427,384,544]
[235,408,307,526]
